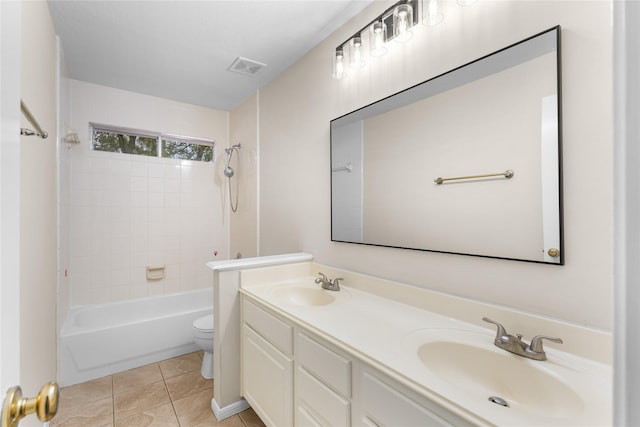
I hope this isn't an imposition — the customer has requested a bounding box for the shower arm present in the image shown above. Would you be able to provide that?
[225,143,241,166]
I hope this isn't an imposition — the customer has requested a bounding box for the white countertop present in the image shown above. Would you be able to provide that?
[240,273,611,426]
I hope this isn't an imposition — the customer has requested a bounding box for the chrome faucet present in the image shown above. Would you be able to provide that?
[482,317,563,361]
[314,272,343,291]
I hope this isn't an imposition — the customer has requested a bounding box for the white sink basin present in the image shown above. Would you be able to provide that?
[417,339,583,417]
[272,286,337,307]
[402,328,609,424]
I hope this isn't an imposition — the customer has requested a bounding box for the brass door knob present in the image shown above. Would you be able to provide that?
[547,248,560,258]
[2,382,58,427]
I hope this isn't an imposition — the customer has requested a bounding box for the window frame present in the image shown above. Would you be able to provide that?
[90,123,216,162]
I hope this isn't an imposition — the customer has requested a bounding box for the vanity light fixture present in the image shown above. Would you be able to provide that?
[332,0,479,79]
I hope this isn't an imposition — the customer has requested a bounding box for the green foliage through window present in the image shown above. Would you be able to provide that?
[93,129,157,156]
[162,139,213,161]
[91,125,214,162]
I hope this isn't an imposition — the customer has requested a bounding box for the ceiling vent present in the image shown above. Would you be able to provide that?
[227,57,267,77]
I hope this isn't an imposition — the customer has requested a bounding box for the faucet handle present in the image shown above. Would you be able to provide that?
[529,335,563,353]
[315,272,328,284]
[332,278,343,288]
[482,317,507,340]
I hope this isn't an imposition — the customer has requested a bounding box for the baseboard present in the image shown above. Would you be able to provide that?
[212,397,251,421]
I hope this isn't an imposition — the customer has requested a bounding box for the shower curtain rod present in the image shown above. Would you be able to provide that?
[20,99,48,139]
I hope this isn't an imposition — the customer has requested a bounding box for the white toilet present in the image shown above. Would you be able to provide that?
[192,314,214,379]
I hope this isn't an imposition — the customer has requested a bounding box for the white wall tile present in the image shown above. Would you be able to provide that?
[73,156,92,174]
[131,267,146,282]
[111,158,130,175]
[112,269,130,286]
[148,162,163,178]
[148,177,164,193]
[91,190,111,208]
[130,191,148,208]
[71,172,91,191]
[130,282,148,299]
[147,282,165,296]
[70,236,92,258]
[111,191,131,208]
[165,193,180,208]
[165,178,180,193]
[111,175,131,192]
[130,176,147,192]
[148,207,165,223]
[130,232,149,256]
[165,280,182,295]
[91,237,110,256]
[91,156,111,173]
[164,163,181,179]
[92,270,112,289]
[72,189,92,207]
[148,192,164,208]
[130,160,148,177]
[111,285,130,301]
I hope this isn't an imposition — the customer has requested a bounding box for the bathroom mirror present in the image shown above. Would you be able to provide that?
[330,26,563,264]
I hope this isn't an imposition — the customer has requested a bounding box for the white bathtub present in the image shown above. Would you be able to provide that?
[59,288,213,386]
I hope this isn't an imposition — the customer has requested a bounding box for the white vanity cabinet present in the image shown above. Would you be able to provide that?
[241,298,294,427]
[241,294,471,427]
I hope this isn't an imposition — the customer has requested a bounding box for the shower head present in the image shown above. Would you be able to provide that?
[224,143,241,178]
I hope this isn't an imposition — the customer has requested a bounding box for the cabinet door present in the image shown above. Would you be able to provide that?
[243,325,293,427]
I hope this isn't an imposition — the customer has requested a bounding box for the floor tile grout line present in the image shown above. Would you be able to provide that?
[162,368,183,427]
[111,374,115,426]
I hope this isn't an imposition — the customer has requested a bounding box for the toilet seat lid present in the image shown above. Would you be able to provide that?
[193,314,214,331]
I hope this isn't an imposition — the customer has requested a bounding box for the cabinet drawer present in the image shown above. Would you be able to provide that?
[361,371,454,427]
[297,332,351,397]
[243,298,293,355]
[296,366,350,427]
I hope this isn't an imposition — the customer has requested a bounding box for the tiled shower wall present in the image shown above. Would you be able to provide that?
[66,79,229,306]
[69,152,221,305]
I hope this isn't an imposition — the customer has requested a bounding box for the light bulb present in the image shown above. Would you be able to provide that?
[393,3,414,42]
[369,21,387,57]
[423,0,444,26]
[349,35,366,68]
[332,48,346,79]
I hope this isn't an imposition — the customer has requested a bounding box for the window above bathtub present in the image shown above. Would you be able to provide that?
[91,123,215,162]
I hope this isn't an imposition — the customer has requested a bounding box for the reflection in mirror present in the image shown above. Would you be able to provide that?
[330,27,563,264]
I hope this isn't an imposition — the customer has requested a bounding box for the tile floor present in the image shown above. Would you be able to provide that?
[52,351,265,427]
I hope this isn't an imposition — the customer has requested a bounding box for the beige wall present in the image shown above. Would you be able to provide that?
[230,94,259,259]
[258,1,612,330]
[20,0,58,416]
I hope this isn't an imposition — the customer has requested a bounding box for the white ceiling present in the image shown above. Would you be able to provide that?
[48,0,374,111]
